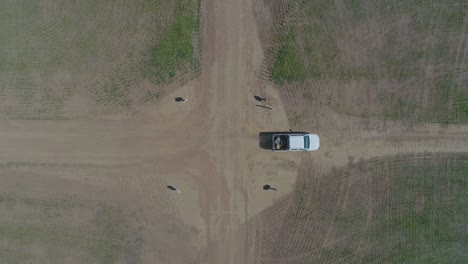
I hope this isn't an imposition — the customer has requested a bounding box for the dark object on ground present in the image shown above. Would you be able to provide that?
[255,104,273,110]
[289,129,292,132]
[175,97,188,103]
[254,95,267,102]
[167,185,182,193]
[263,185,277,191]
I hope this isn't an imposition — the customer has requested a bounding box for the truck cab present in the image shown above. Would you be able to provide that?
[272,133,320,152]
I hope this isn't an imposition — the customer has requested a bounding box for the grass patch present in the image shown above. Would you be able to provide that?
[362,156,468,263]
[0,223,124,264]
[271,29,306,84]
[0,193,140,264]
[455,91,468,117]
[95,76,132,108]
[284,154,468,263]
[93,204,126,264]
[0,193,16,206]
[0,0,200,118]
[288,0,465,81]
[265,0,468,123]
[346,0,366,20]
[301,23,339,79]
[380,95,420,120]
[383,48,425,80]
[427,70,466,124]
[147,0,200,84]
[143,90,162,102]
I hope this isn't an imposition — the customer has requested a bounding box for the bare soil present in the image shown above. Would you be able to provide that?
[0,0,467,263]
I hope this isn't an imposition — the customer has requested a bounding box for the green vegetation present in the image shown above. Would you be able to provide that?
[336,155,468,263]
[270,0,465,81]
[143,90,162,102]
[380,94,419,120]
[95,76,133,108]
[93,204,127,264]
[0,222,124,264]
[362,156,468,263]
[286,154,468,263]
[455,91,468,117]
[271,29,306,83]
[0,0,200,118]
[147,0,200,84]
[0,194,140,263]
[431,71,459,123]
[267,0,468,123]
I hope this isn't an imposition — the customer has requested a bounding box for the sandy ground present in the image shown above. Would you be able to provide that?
[1,0,468,263]
[0,0,295,261]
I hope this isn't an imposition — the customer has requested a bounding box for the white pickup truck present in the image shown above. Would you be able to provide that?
[272,133,320,152]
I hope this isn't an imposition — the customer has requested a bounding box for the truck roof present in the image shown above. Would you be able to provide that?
[289,134,320,151]
[289,135,306,149]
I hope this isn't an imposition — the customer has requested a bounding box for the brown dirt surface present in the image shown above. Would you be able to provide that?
[1,0,468,263]
[0,0,295,262]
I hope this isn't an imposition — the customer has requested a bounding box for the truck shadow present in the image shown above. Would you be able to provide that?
[258,131,307,150]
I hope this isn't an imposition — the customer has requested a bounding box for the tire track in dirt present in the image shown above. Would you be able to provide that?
[0,103,209,262]
[256,102,468,263]
[1,0,275,262]
[196,0,300,262]
[4,1,468,263]
[252,153,468,264]
[200,0,250,261]
[312,110,468,172]
[224,2,468,264]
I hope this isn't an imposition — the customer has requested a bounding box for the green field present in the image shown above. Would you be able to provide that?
[342,155,467,263]
[146,0,201,84]
[0,0,200,119]
[266,0,468,123]
[266,154,468,263]
[0,193,140,263]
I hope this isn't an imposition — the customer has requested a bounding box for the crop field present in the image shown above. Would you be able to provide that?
[255,0,468,124]
[0,191,137,263]
[0,0,200,119]
[253,153,468,263]
[250,1,468,263]
[1,0,467,263]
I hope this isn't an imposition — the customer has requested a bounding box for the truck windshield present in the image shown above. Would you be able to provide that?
[304,136,309,149]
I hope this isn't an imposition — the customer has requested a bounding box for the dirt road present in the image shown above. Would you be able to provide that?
[1,0,468,263]
[0,0,295,261]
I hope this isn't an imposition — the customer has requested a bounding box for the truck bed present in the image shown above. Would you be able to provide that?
[273,135,289,151]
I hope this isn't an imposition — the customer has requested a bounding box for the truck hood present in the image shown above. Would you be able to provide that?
[307,134,320,151]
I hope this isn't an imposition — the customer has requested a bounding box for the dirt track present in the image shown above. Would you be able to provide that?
[0,0,295,261]
[1,0,468,263]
